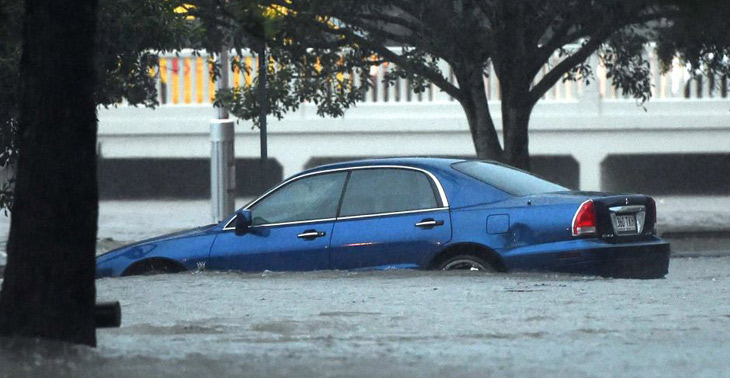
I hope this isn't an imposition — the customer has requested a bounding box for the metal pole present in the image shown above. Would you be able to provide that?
[257,43,268,191]
[211,48,235,222]
[210,119,235,222]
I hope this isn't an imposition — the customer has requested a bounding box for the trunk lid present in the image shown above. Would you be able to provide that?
[591,194,657,242]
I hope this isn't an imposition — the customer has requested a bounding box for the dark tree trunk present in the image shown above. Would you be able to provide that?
[497,67,535,171]
[0,0,99,347]
[501,100,533,171]
[453,65,504,161]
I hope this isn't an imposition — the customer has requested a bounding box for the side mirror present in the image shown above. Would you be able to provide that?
[234,209,252,236]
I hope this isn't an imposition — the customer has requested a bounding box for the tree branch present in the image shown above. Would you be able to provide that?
[528,5,679,105]
[313,22,463,101]
[354,12,424,35]
[528,31,608,105]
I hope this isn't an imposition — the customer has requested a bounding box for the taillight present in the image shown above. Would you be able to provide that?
[572,200,597,236]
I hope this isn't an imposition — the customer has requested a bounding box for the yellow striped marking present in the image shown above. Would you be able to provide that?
[183,58,192,104]
[195,57,204,103]
[159,58,168,84]
[172,58,180,104]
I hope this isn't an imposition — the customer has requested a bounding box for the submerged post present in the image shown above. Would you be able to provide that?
[211,119,235,223]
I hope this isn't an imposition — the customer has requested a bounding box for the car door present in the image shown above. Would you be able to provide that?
[329,167,452,270]
[208,171,348,272]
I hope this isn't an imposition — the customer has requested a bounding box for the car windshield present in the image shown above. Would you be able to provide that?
[452,160,568,196]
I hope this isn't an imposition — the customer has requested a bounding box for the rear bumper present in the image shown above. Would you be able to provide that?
[502,237,671,279]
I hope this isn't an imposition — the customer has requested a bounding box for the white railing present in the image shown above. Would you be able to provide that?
[154,48,727,106]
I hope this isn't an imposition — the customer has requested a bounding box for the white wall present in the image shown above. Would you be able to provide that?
[98,95,730,191]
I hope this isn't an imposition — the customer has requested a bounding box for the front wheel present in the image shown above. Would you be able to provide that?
[122,259,185,276]
[437,254,495,272]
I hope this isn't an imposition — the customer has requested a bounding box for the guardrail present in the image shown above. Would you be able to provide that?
[154,48,727,106]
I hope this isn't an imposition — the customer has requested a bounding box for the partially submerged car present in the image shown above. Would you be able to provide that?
[96,158,670,279]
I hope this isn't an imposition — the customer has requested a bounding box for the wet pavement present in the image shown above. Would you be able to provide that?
[1,257,729,377]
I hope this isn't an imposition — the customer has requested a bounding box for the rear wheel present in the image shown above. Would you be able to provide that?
[438,254,495,272]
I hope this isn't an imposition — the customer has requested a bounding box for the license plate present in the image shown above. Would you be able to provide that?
[615,215,636,232]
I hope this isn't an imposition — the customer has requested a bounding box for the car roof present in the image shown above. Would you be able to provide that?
[296,157,468,178]
[294,157,514,208]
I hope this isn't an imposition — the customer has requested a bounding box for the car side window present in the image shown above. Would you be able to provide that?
[250,172,347,225]
[339,168,438,217]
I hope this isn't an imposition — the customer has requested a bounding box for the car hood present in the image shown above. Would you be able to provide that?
[98,224,217,259]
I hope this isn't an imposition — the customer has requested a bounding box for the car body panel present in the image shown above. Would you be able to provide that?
[329,208,452,270]
[501,236,670,277]
[207,220,334,272]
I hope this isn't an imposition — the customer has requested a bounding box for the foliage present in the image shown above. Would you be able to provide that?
[656,0,730,79]
[94,0,200,107]
[601,29,654,103]
[189,0,375,129]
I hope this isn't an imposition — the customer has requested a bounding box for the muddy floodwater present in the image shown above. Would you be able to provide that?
[1,257,729,378]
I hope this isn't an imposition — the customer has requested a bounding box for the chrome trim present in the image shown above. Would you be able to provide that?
[222,165,450,231]
[297,231,322,239]
[609,205,645,213]
[415,220,438,227]
[222,217,336,231]
[338,207,448,221]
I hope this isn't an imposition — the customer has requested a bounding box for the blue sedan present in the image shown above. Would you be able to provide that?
[96,158,670,279]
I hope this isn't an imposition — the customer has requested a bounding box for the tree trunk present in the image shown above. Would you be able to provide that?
[501,100,533,171]
[496,66,535,171]
[453,66,504,161]
[0,0,99,347]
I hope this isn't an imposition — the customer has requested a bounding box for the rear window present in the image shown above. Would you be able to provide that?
[452,161,567,196]
[339,168,438,217]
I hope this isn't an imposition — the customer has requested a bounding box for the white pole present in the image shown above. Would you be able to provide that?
[210,119,235,223]
[211,49,235,222]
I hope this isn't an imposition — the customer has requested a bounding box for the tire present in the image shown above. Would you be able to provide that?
[140,268,169,276]
[123,259,183,276]
[437,254,495,272]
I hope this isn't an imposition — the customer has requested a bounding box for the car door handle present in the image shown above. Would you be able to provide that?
[415,219,444,228]
[297,230,326,239]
